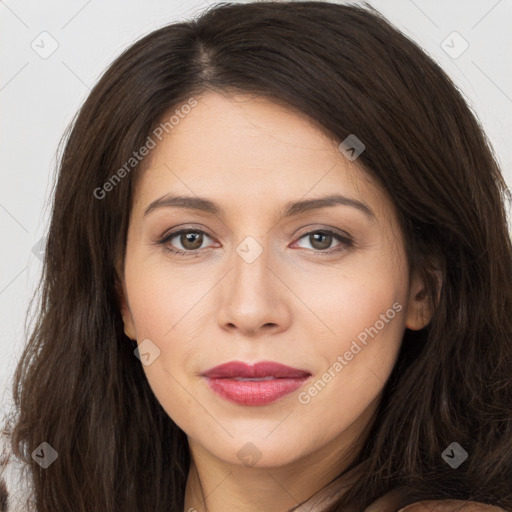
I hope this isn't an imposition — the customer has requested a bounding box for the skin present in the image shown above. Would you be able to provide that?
[118,91,433,512]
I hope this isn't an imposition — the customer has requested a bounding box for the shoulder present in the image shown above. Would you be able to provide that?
[398,500,507,512]
[366,487,508,512]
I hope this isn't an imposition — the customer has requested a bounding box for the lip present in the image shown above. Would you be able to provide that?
[201,361,312,406]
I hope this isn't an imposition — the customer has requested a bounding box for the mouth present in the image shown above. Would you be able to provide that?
[229,376,277,381]
[201,360,312,406]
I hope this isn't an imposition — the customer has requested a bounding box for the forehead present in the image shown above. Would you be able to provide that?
[133,91,392,223]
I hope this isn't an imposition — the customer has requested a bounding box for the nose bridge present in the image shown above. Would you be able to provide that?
[231,234,270,294]
[216,232,285,330]
[220,200,283,289]
[212,207,298,335]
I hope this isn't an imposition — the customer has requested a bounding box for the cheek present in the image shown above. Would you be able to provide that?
[293,255,408,406]
[124,260,200,427]
[329,279,405,349]
[293,254,407,351]
[310,285,406,395]
[124,254,210,341]
[123,254,213,413]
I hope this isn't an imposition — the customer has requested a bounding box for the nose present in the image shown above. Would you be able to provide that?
[216,236,292,337]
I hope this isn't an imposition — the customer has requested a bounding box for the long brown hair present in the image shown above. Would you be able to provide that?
[2,2,511,511]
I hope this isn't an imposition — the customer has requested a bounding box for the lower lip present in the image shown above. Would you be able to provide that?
[204,377,311,406]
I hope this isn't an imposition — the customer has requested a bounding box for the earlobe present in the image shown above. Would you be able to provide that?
[405,303,429,331]
[115,278,137,341]
[404,271,437,331]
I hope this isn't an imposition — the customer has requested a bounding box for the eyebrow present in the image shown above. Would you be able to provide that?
[143,193,375,220]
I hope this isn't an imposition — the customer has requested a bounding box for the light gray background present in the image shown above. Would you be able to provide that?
[1,0,511,411]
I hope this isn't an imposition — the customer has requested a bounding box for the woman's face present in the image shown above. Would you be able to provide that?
[119,91,428,470]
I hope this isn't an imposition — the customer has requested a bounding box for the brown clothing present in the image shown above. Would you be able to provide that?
[298,463,506,512]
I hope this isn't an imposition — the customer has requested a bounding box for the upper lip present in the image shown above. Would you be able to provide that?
[201,361,311,379]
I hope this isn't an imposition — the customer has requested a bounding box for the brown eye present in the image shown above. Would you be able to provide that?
[308,232,333,250]
[158,228,215,256]
[158,227,352,257]
[294,229,352,253]
[179,231,204,250]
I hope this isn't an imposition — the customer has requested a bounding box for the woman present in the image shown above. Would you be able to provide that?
[1,2,511,511]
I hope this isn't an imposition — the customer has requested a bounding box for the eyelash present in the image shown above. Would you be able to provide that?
[156,227,354,257]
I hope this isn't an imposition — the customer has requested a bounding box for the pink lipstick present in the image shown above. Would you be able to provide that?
[201,361,312,406]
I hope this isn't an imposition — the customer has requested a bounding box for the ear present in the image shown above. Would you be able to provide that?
[115,276,137,341]
[404,269,441,330]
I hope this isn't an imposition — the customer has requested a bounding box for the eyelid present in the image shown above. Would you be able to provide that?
[157,225,217,255]
[290,227,353,254]
[157,224,354,256]
[158,225,215,244]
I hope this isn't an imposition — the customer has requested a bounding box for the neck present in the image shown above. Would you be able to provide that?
[184,457,358,512]
[183,400,378,512]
